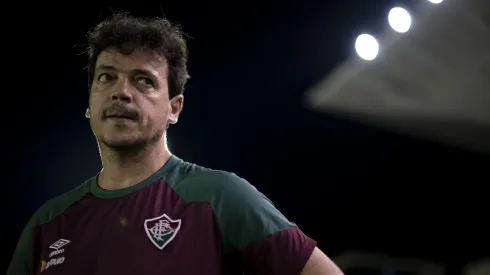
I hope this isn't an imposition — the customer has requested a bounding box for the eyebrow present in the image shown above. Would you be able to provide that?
[95,65,155,77]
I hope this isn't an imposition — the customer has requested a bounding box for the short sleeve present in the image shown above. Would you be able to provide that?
[7,182,90,275]
[205,171,317,275]
[7,206,45,275]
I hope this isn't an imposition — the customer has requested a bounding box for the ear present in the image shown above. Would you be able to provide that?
[85,108,91,118]
[168,95,184,124]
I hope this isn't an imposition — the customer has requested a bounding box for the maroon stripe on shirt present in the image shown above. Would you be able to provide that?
[239,226,317,275]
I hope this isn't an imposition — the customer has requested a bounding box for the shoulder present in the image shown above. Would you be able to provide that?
[173,161,259,204]
[7,180,91,275]
[31,179,91,226]
[173,160,294,252]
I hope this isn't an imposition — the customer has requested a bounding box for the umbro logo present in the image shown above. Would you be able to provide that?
[42,239,70,272]
[49,239,70,250]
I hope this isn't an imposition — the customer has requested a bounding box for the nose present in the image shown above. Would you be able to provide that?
[111,79,133,103]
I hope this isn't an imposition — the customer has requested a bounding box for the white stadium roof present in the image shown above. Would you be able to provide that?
[305,0,490,153]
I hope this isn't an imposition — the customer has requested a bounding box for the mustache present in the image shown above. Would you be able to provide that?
[102,103,139,120]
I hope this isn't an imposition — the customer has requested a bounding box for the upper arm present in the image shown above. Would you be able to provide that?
[206,172,317,275]
[300,247,344,275]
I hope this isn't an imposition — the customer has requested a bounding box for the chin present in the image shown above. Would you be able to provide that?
[100,136,147,150]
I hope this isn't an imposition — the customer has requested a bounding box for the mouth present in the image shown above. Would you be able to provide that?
[103,105,138,120]
[106,115,135,120]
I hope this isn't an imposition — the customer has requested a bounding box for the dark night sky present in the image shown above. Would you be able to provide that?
[3,1,489,273]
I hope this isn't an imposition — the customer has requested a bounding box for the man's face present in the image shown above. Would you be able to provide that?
[88,48,183,150]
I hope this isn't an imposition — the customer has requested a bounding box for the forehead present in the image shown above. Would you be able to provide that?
[95,48,168,77]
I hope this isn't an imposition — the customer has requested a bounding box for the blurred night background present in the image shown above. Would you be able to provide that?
[3,1,489,274]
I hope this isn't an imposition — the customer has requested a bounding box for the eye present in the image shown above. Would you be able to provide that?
[98,73,114,83]
[136,77,154,87]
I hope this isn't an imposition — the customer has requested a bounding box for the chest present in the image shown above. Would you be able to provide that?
[35,197,225,275]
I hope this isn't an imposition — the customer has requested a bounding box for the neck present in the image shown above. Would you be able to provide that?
[97,136,172,190]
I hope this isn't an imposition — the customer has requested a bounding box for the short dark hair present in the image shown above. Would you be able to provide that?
[86,13,189,99]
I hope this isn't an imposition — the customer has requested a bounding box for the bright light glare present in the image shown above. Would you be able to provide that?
[428,0,443,3]
[388,7,412,33]
[355,34,379,61]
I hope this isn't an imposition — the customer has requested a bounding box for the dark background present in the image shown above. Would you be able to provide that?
[4,1,489,274]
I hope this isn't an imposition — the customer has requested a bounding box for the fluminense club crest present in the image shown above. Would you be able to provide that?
[144,213,182,250]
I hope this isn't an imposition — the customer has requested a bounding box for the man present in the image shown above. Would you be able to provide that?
[8,13,344,275]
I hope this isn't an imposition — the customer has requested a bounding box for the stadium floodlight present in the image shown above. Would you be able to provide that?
[388,7,412,33]
[305,0,490,153]
[428,0,443,3]
[355,34,379,61]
